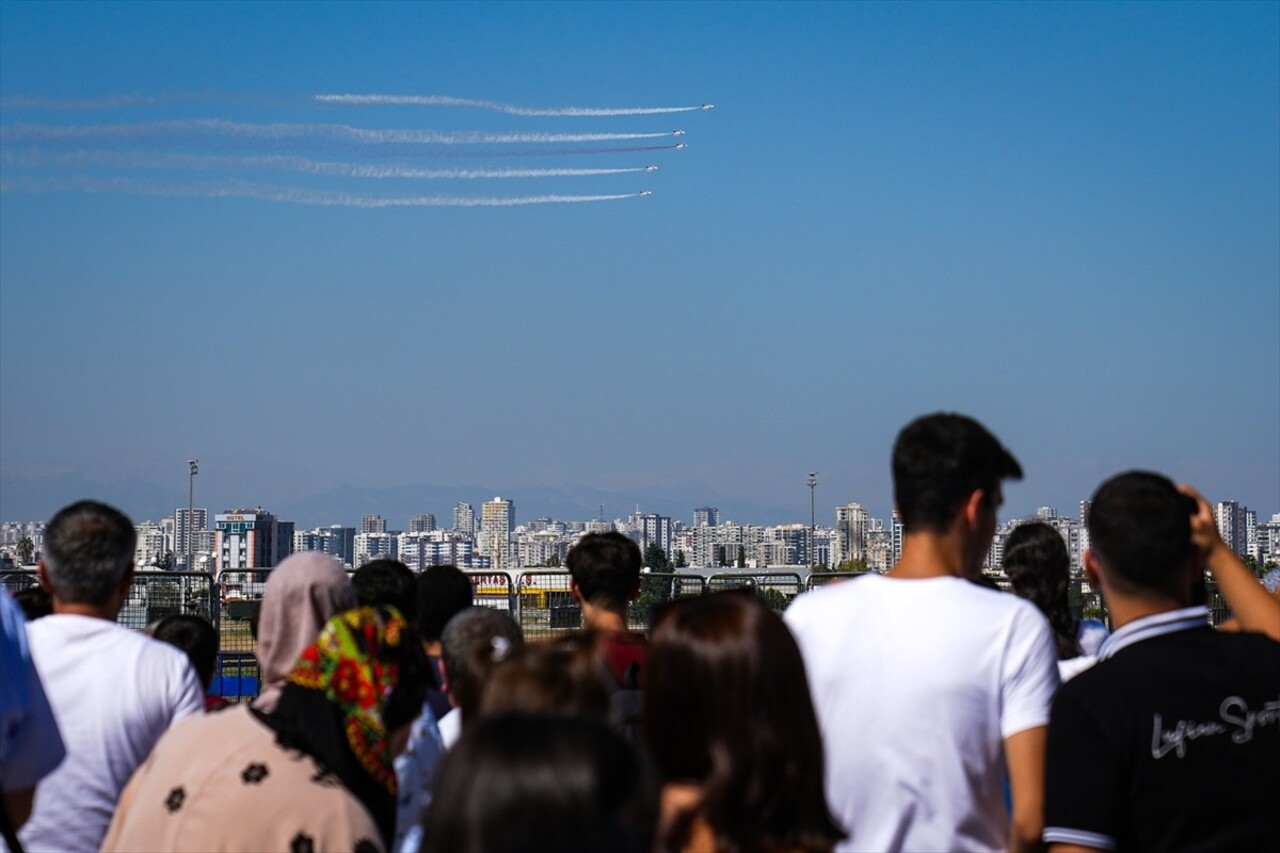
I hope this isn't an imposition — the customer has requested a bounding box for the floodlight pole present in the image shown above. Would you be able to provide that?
[807,471,819,570]
[187,459,199,570]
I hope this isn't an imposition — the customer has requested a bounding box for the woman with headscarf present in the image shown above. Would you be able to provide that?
[102,606,428,852]
[253,551,357,712]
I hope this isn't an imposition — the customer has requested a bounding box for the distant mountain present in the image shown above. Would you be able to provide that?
[0,472,803,528]
[0,473,183,524]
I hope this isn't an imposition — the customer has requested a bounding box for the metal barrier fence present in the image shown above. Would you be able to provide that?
[3,567,1237,700]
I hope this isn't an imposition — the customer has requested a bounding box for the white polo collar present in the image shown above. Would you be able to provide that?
[1096,605,1209,661]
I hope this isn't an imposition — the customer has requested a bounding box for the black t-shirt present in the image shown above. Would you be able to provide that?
[1044,624,1280,852]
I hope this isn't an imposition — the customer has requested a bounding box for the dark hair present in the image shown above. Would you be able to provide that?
[1087,471,1195,601]
[1002,522,1080,660]
[479,632,612,720]
[42,500,136,604]
[416,564,474,642]
[892,414,1022,534]
[645,591,844,852]
[420,713,646,853]
[152,613,219,688]
[353,559,418,622]
[566,532,642,612]
[13,585,53,621]
[439,606,524,726]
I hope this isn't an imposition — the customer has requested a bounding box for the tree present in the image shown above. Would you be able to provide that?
[836,558,868,573]
[642,543,672,574]
[673,550,687,569]
[736,548,746,569]
[717,545,728,567]
[1242,554,1260,576]
[545,553,561,568]
[156,551,174,570]
[16,537,34,566]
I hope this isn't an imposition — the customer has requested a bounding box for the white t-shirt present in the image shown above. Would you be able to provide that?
[785,574,1060,853]
[18,614,204,853]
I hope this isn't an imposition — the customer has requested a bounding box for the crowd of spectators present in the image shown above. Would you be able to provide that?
[2,412,1278,853]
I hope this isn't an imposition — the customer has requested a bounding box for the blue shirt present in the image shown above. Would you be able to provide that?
[0,590,65,791]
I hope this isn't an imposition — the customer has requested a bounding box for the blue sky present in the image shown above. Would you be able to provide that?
[1,1,1277,528]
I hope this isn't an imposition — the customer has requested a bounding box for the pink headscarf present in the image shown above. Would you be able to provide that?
[251,551,357,712]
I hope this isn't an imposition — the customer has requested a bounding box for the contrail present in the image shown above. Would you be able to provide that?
[0,175,645,206]
[0,92,294,111]
[0,120,677,144]
[315,94,707,116]
[0,149,657,179]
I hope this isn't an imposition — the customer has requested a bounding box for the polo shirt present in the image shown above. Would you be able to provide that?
[1044,606,1280,851]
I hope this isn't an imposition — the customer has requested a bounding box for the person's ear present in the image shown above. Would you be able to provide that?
[1083,549,1101,587]
[117,562,135,596]
[38,560,54,595]
[963,490,986,532]
[569,578,585,605]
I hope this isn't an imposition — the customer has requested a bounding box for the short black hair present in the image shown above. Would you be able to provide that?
[416,564,474,643]
[1087,471,1196,601]
[566,532,642,611]
[892,413,1022,534]
[152,613,219,689]
[353,559,418,621]
[42,500,136,604]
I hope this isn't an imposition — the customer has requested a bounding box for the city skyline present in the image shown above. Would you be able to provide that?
[2,4,1277,528]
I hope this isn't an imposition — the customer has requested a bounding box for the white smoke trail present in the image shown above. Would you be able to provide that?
[315,94,705,116]
[0,175,643,206]
[0,149,654,179]
[0,120,677,144]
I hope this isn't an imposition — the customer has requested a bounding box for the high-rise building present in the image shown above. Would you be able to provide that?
[134,521,169,567]
[409,514,436,533]
[453,503,476,536]
[361,514,387,534]
[833,503,868,567]
[354,531,397,567]
[480,497,514,568]
[693,506,720,528]
[630,512,673,557]
[215,509,285,575]
[173,508,208,567]
[1214,501,1254,557]
[891,510,904,565]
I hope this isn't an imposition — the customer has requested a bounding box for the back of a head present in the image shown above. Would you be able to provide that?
[353,559,418,622]
[645,591,843,851]
[254,551,357,710]
[421,712,644,853]
[151,613,219,688]
[440,606,525,724]
[892,413,1022,533]
[1002,522,1078,659]
[566,532,642,611]
[479,632,612,720]
[41,500,136,605]
[416,564,473,643]
[1088,471,1195,601]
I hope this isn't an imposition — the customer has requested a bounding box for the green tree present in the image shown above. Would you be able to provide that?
[717,545,728,567]
[736,548,746,569]
[545,553,561,568]
[757,587,790,612]
[156,551,174,570]
[673,550,687,569]
[16,537,34,565]
[1242,554,1260,576]
[642,543,672,573]
[836,558,868,573]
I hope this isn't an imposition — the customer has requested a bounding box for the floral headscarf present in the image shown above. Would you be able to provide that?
[286,606,423,793]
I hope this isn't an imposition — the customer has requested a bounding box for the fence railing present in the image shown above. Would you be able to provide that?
[2,567,1236,701]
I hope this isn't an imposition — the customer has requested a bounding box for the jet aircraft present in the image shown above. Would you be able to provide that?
[645,165,658,172]
[673,129,685,136]
[639,190,652,197]
[701,104,715,110]
[675,143,688,150]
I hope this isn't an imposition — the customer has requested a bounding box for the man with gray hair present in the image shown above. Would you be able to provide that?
[17,500,203,852]
[437,606,524,747]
